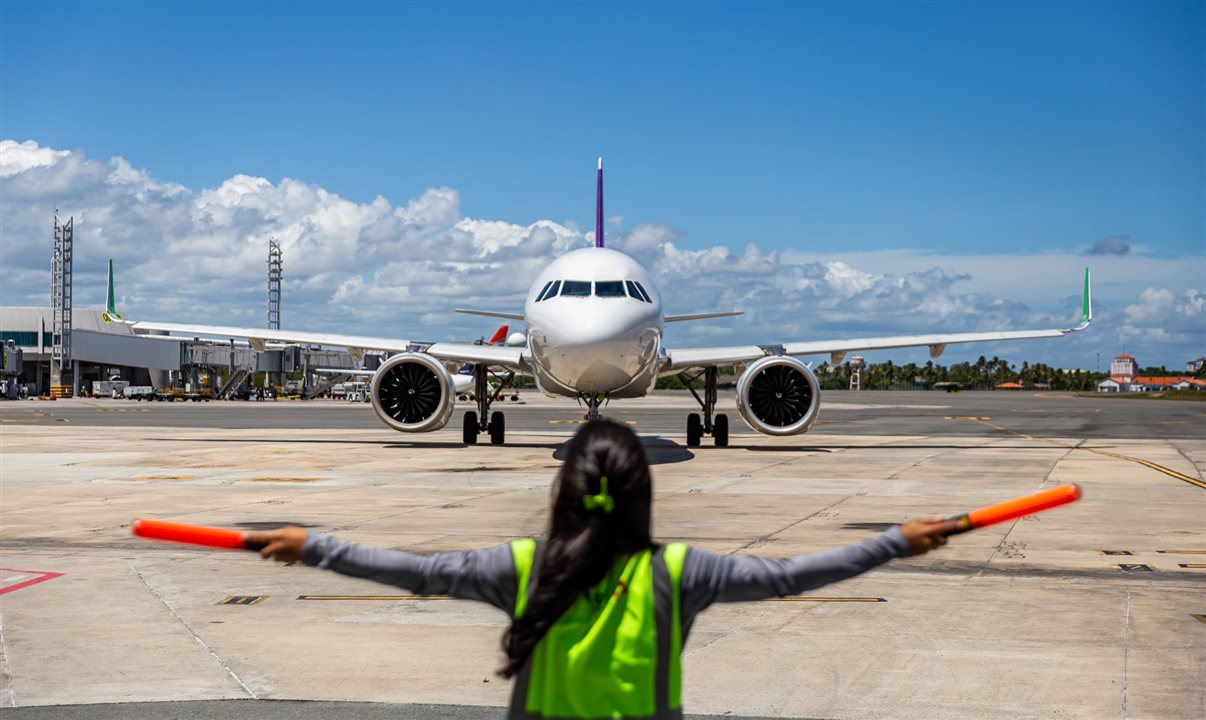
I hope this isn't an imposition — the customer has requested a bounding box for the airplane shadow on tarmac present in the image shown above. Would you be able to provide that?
[733,443,1047,452]
[148,436,1049,457]
[145,436,694,465]
[548,436,694,466]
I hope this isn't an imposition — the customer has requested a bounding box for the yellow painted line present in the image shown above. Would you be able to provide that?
[298,595,452,601]
[765,596,886,603]
[0,418,67,423]
[1178,564,1206,569]
[969,418,1206,490]
[249,476,325,483]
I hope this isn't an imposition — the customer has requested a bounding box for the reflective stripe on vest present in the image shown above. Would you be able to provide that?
[508,540,687,720]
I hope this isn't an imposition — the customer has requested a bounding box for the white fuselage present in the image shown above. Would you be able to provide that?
[523,247,664,398]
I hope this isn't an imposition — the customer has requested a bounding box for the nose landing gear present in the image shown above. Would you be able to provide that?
[463,364,515,445]
[579,392,607,422]
[679,367,729,447]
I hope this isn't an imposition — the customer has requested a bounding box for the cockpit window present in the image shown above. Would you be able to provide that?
[560,280,592,297]
[595,281,626,298]
[627,280,653,303]
[536,280,560,302]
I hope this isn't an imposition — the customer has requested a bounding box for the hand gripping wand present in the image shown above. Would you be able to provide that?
[131,518,267,551]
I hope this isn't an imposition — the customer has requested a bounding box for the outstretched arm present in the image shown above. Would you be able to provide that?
[681,518,957,619]
[248,528,519,612]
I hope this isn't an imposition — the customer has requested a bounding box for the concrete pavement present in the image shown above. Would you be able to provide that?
[1,392,1202,718]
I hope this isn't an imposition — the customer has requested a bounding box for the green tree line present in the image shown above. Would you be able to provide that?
[649,356,1194,392]
[816,356,1106,391]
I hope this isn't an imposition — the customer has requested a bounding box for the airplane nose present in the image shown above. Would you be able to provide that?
[530,310,660,394]
[557,319,626,347]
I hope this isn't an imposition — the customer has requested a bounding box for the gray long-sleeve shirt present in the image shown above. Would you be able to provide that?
[302,528,909,635]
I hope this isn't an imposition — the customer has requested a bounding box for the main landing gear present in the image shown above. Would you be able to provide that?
[678,367,729,447]
[462,364,514,446]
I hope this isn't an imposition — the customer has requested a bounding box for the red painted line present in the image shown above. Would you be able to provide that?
[0,568,64,595]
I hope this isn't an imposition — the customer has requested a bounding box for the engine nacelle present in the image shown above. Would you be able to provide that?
[370,353,457,433]
[735,355,821,436]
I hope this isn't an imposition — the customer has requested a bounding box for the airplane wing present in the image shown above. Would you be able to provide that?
[312,368,376,376]
[131,321,413,363]
[130,322,528,370]
[665,268,1092,372]
[425,342,528,371]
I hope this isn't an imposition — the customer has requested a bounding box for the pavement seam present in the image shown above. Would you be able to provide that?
[320,489,516,534]
[682,607,770,659]
[1121,591,1131,720]
[970,418,1206,489]
[879,436,996,480]
[126,561,259,699]
[728,495,854,554]
[975,443,1080,577]
[0,613,14,707]
[1168,440,1205,483]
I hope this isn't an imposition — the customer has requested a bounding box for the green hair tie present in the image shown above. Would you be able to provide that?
[582,475,615,514]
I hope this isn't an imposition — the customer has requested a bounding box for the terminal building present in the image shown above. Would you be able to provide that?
[0,306,364,399]
[2,216,363,400]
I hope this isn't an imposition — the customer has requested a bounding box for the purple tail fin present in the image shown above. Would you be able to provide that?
[595,157,604,248]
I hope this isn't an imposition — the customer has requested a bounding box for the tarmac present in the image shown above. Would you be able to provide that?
[1,390,1203,719]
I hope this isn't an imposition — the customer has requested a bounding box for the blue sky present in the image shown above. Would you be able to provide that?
[2,1,1203,368]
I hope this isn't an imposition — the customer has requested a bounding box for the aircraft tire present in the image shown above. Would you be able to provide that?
[489,411,506,445]
[714,413,729,447]
[687,413,702,447]
[463,411,479,445]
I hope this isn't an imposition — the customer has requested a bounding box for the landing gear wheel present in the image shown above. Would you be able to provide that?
[714,413,729,447]
[463,411,479,445]
[687,413,702,447]
[489,411,506,445]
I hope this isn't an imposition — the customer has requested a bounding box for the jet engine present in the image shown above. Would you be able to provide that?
[370,353,457,433]
[735,355,821,436]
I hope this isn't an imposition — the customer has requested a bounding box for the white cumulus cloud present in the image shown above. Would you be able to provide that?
[0,139,71,178]
[1,139,1201,369]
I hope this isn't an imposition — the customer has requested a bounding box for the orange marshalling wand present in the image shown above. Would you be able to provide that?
[131,518,265,551]
[944,483,1081,535]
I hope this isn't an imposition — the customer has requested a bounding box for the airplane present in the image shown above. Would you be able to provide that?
[131,159,1092,447]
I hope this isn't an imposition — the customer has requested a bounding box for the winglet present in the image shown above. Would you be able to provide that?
[1082,267,1092,325]
[595,157,604,248]
[103,258,124,323]
[1063,266,1091,333]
